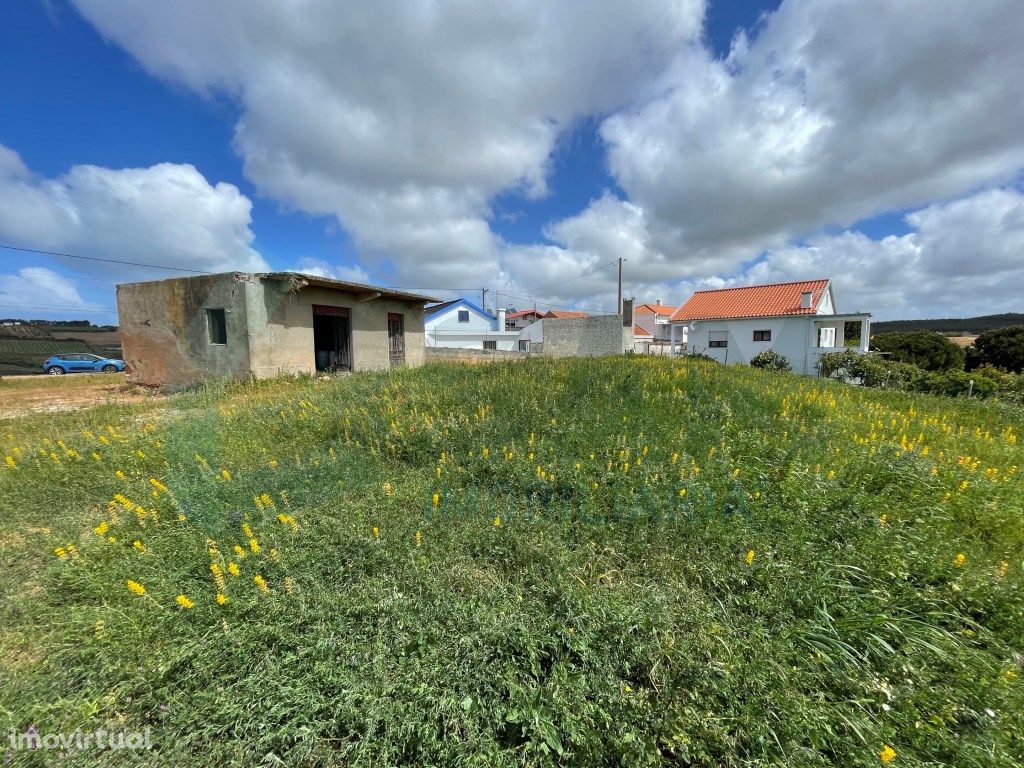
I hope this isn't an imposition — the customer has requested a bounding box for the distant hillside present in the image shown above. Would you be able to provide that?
[873,313,1024,335]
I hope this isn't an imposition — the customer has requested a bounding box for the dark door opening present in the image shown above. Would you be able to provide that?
[312,306,351,372]
[388,313,405,368]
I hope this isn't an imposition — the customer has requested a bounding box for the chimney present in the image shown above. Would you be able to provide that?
[497,307,507,331]
[656,299,661,305]
[800,291,813,309]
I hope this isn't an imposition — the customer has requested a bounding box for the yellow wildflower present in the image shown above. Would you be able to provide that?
[215,593,229,606]
[126,580,146,596]
[432,492,440,507]
[233,545,246,558]
[284,577,295,595]
[132,540,146,554]
[879,514,888,527]
[879,745,896,763]
[745,549,756,565]
[415,530,422,547]
[4,456,15,469]
[954,553,966,568]
[227,562,241,577]
[248,538,260,554]
[998,560,1009,577]
[220,469,232,481]
[254,574,269,593]
[493,516,501,528]
[372,526,380,539]
[175,594,194,609]
[94,521,110,536]
[53,546,67,558]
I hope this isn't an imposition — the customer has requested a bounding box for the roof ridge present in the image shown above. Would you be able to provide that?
[689,278,829,295]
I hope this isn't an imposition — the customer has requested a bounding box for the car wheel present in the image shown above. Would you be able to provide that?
[101,364,118,373]
[47,366,65,375]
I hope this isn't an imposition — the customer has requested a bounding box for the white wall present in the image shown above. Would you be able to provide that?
[425,305,521,349]
[685,317,818,373]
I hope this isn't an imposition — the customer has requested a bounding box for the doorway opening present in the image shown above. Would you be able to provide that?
[312,305,351,372]
[388,312,405,367]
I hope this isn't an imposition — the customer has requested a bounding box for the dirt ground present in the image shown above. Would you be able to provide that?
[0,373,163,418]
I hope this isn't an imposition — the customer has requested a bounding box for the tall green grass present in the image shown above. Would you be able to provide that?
[1,357,1021,766]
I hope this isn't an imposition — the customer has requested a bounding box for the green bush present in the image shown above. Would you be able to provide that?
[967,325,1024,373]
[749,348,792,372]
[871,331,965,370]
[908,368,999,398]
[818,350,917,388]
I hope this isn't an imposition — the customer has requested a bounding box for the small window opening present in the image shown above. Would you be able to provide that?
[207,308,227,345]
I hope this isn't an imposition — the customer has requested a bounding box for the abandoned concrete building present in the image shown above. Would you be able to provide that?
[116,272,436,386]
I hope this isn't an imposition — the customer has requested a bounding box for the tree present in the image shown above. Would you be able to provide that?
[870,331,965,371]
[966,325,1024,373]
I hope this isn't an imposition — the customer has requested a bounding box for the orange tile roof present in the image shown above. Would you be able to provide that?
[506,309,543,319]
[670,279,830,322]
[633,323,652,337]
[634,303,678,317]
[543,310,589,319]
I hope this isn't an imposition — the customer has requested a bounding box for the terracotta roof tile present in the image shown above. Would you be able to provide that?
[543,310,589,319]
[634,303,678,317]
[633,324,652,336]
[506,309,543,320]
[670,280,830,322]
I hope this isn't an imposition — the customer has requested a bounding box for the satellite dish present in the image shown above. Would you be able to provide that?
[689,320,700,331]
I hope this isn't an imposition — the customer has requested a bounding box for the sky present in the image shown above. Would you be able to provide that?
[0,0,1022,323]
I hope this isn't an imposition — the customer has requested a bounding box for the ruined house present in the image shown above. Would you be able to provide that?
[116,272,436,386]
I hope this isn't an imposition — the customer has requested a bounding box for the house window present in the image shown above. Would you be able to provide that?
[753,330,771,341]
[818,327,837,347]
[518,340,529,351]
[483,340,497,350]
[206,308,227,345]
[457,310,470,323]
[708,331,728,348]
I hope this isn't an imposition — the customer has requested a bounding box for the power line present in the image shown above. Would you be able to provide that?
[520,259,618,293]
[0,267,117,284]
[0,244,215,274]
[493,290,607,314]
[0,302,117,314]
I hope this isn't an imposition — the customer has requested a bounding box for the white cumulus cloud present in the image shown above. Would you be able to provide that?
[69,0,704,289]
[0,145,267,281]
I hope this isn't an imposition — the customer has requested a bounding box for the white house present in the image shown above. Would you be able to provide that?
[424,298,521,350]
[669,279,870,375]
[634,302,684,354]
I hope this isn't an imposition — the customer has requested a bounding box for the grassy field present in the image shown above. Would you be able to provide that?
[1,357,1022,766]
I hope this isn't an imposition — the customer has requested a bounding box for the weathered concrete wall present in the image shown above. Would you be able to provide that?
[117,273,250,386]
[535,315,632,358]
[247,282,426,376]
[425,346,527,364]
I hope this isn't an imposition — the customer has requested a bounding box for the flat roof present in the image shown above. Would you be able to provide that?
[117,271,438,304]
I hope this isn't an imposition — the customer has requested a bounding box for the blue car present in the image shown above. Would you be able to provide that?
[42,353,126,375]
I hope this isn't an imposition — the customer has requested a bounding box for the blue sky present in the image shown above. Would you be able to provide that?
[0,1,1021,322]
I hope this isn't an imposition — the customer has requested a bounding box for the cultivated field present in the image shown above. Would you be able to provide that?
[1,358,1021,766]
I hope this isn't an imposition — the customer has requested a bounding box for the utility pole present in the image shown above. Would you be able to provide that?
[481,288,489,312]
[617,257,623,316]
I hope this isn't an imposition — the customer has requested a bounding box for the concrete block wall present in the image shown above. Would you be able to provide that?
[538,315,632,358]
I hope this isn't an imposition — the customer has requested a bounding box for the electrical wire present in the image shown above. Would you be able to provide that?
[0,244,216,274]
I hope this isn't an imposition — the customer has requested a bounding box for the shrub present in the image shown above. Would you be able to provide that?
[749,348,792,372]
[966,325,1024,373]
[871,331,965,371]
[907,368,999,398]
[818,350,917,388]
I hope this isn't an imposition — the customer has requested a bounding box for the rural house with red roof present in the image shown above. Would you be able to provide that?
[668,279,871,374]
[633,301,681,354]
